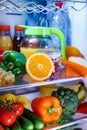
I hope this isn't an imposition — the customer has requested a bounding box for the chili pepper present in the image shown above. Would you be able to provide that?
[77,102,87,113]
[0,50,4,64]
[0,51,26,76]
[31,96,62,124]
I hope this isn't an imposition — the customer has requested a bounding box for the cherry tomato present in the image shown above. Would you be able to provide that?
[11,102,24,117]
[0,107,17,126]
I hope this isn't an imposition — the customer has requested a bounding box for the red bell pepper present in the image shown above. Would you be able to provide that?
[0,50,4,64]
[77,102,87,113]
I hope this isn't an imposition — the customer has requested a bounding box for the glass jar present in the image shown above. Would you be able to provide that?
[20,35,55,60]
[39,50,61,79]
[0,25,13,50]
[13,26,25,52]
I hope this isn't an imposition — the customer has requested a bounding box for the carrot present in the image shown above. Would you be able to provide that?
[66,64,81,76]
[66,57,87,77]
[61,59,68,66]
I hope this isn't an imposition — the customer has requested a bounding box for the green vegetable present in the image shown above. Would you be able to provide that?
[1,51,26,76]
[23,108,44,130]
[18,116,34,130]
[57,117,70,124]
[52,87,79,116]
[10,120,22,130]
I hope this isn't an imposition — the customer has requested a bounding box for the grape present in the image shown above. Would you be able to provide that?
[0,68,15,87]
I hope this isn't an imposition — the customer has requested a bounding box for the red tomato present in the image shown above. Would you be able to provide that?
[11,102,24,117]
[0,107,17,126]
[0,124,5,130]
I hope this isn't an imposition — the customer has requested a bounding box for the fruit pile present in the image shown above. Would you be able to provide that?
[0,93,45,130]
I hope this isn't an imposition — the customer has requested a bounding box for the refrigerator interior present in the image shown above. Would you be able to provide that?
[0,0,87,58]
[0,0,87,130]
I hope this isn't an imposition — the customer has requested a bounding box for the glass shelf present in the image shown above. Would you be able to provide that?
[0,69,83,95]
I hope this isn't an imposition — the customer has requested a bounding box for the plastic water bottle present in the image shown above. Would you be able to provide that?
[26,0,47,26]
[37,10,49,27]
[50,2,71,50]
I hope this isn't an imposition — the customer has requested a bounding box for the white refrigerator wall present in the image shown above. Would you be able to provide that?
[69,2,87,58]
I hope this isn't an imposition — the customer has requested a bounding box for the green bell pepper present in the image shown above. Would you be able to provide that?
[0,51,26,76]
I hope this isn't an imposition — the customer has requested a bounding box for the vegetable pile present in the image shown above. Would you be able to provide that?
[0,96,45,130]
[0,86,86,130]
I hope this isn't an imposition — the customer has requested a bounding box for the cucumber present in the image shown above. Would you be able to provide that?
[23,108,45,130]
[18,116,34,130]
[10,120,22,130]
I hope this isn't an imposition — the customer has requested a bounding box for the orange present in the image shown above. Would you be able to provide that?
[65,46,84,59]
[26,52,54,81]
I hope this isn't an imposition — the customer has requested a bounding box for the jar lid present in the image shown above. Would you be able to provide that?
[15,26,24,31]
[0,25,10,30]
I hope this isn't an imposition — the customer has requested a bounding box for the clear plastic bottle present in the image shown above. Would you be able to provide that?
[26,0,47,26]
[13,26,25,52]
[50,2,71,50]
[0,25,13,50]
[38,10,49,27]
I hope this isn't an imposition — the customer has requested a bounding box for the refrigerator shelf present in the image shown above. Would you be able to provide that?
[0,0,87,13]
[0,69,83,95]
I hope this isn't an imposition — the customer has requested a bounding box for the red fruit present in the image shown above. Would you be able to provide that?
[11,102,24,117]
[0,107,17,126]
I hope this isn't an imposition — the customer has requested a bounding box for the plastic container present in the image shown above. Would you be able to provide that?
[50,2,71,50]
[13,26,25,52]
[37,10,49,27]
[26,0,47,26]
[39,50,61,79]
[0,25,13,50]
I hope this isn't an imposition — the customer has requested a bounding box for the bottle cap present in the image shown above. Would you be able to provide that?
[55,2,63,8]
[15,26,24,31]
[0,25,10,30]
